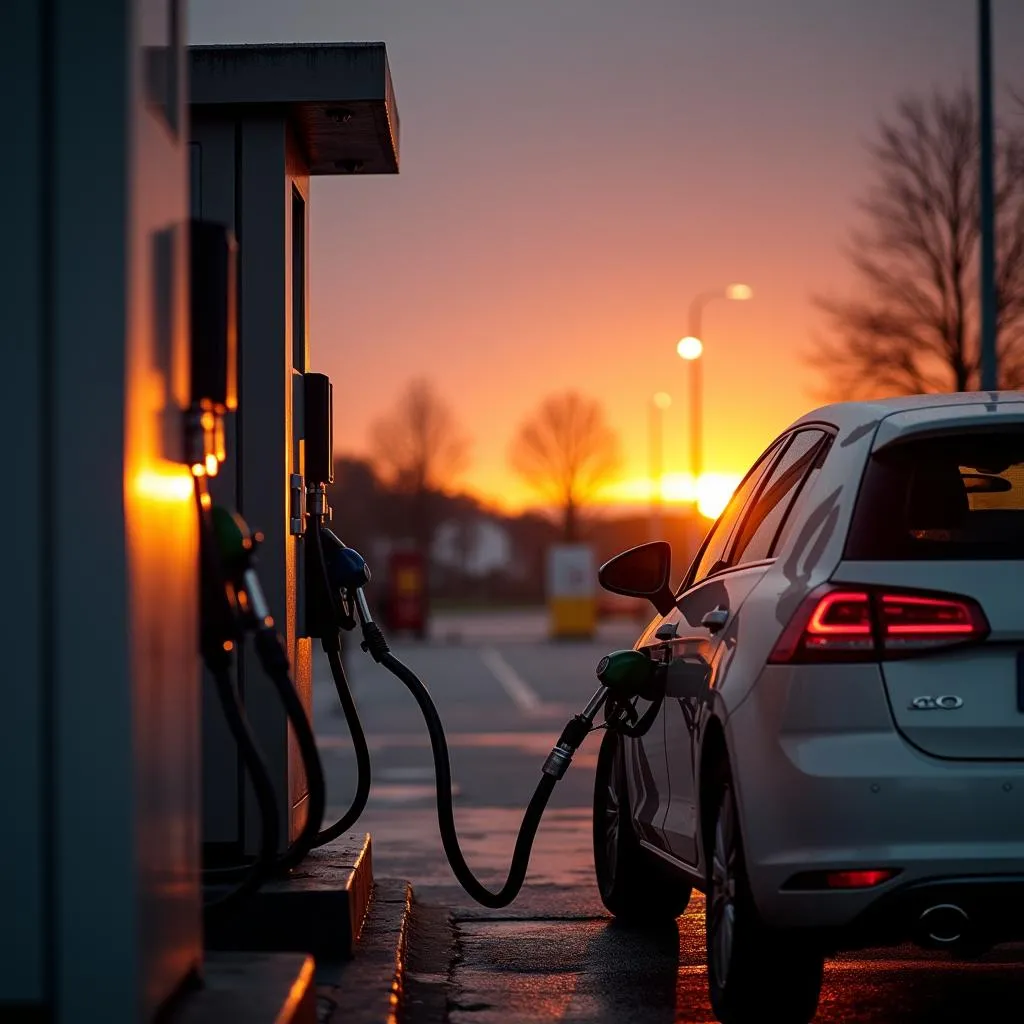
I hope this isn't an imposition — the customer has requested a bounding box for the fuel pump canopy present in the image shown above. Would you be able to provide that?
[190,42,399,174]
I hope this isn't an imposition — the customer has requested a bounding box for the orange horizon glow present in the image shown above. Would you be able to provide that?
[602,472,741,520]
[437,470,741,522]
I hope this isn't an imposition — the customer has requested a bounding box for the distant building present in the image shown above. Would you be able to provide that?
[432,516,513,577]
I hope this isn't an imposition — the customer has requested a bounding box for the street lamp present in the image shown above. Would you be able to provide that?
[649,392,671,540]
[676,283,753,489]
[979,0,997,389]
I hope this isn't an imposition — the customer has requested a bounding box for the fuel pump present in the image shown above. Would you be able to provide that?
[300,371,372,847]
[187,218,277,909]
[188,219,328,907]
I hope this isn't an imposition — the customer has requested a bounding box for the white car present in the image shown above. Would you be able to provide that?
[592,391,1024,1024]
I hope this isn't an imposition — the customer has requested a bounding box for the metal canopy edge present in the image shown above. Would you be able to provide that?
[189,43,399,174]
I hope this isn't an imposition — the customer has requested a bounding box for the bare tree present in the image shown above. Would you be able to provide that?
[810,88,1024,398]
[369,377,470,551]
[508,391,621,542]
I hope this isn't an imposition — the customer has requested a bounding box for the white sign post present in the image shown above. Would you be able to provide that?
[546,544,597,638]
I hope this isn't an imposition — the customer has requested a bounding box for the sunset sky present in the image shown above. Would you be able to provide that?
[189,1,1024,516]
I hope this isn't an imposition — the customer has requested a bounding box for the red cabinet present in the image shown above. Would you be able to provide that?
[386,549,427,637]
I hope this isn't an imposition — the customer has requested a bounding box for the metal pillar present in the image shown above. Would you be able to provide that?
[1,0,200,1018]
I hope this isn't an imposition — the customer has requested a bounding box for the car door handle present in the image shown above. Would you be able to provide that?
[701,607,729,633]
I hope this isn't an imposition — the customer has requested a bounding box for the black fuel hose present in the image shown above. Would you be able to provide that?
[253,628,328,873]
[314,642,372,845]
[203,659,281,910]
[194,477,326,888]
[195,473,282,900]
[309,519,372,847]
[204,520,364,882]
[203,630,329,881]
[359,621,558,908]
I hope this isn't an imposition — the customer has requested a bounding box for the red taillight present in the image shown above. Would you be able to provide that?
[804,590,873,653]
[825,869,896,889]
[881,594,978,640]
[768,585,989,663]
[783,868,899,890]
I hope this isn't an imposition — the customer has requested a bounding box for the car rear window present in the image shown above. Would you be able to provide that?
[844,428,1024,560]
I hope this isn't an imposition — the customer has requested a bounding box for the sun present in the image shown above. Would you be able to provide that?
[695,474,740,520]
[600,472,740,519]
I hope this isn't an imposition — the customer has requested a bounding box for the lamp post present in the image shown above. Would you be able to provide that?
[979,0,998,390]
[649,392,671,541]
[676,283,752,493]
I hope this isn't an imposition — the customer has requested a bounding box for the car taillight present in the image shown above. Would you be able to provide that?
[768,584,989,663]
[782,868,899,891]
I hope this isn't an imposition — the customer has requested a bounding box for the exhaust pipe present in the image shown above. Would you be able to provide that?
[916,903,970,947]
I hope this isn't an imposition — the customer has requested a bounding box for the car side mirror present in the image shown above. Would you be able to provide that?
[597,541,676,616]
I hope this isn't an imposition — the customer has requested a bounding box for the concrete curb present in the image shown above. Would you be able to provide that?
[204,833,374,959]
[171,952,317,1023]
[402,902,455,1024]
[317,878,412,1024]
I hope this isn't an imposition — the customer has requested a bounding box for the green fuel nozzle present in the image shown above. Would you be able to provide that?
[210,505,257,570]
[596,649,661,701]
[210,505,274,629]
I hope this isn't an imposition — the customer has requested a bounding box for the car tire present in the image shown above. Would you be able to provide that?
[705,774,824,1023]
[593,729,692,924]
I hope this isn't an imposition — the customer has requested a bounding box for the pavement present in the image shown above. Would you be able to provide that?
[313,609,1024,1022]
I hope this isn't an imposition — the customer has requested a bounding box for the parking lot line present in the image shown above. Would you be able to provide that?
[478,646,544,714]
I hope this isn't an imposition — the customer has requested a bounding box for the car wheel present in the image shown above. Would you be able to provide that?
[705,776,824,1023]
[593,729,692,924]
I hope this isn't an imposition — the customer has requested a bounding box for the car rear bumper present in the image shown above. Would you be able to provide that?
[727,666,1024,941]
[838,875,1024,951]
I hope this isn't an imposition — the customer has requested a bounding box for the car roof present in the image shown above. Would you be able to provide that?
[790,390,1024,435]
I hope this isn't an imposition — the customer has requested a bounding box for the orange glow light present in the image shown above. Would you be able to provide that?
[133,467,194,503]
[191,462,205,477]
[205,453,219,476]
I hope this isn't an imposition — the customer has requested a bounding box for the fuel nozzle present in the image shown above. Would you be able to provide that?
[320,530,371,592]
[596,649,661,701]
[210,505,274,631]
[595,649,665,738]
[315,528,372,632]
[312,537,388,662]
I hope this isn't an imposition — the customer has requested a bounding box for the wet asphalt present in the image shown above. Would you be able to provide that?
[312,610,1024,1023]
